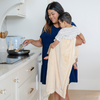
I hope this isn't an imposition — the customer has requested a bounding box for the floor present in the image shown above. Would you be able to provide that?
[41,84,100,100]
[48,90,100,100]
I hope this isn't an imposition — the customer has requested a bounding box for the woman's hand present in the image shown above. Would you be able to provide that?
[23,38,43,47]
[82,40,86,44]
[50,43,55,49]
[23,39,33,46]
[76,36,82,46]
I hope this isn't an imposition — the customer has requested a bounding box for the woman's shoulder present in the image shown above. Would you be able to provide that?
[71,22,76,27]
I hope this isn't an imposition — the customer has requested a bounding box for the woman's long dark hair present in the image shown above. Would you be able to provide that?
[43,2,64,33]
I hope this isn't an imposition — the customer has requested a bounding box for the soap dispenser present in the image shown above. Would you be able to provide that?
[0,38,8,52]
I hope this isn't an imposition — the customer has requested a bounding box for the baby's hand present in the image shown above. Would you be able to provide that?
[44,56,49,60]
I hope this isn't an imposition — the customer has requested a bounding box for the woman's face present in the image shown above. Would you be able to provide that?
[48,10,59,24]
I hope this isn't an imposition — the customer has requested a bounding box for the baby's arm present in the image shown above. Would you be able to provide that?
[50,39,59,49]
[77,33,86,44]
[47,39,59,54]
[44,39,59,60]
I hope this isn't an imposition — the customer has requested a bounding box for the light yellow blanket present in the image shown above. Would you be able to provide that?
[46,38,76,99]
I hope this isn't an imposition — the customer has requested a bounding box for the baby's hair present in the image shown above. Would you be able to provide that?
[58,12,72,24]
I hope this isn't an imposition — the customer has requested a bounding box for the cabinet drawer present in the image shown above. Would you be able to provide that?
[19,60,37,86]
[0,76,11,100]
[18,73,37,100]
[31,91,39,100]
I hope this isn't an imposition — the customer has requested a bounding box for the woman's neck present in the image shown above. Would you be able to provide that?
[53,23,60,28]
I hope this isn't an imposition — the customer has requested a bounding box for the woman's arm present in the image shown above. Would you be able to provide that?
[23,38,43,47]
[76,36,82,46]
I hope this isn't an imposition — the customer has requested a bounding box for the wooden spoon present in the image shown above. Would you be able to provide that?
[4,31,8,38]
[2,32,5,38]
[15,45,24,52]
[0,32,2,38]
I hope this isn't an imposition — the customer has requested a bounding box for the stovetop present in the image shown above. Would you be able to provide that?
[0,53,34,64]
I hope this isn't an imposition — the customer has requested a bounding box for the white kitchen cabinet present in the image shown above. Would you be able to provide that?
[13,59,38,100]
[11,71,19,100]
[7,1,26,17]
[0,0,25,31]
[5,95,11,100]
[18,73,37,100]
[18,60,37,87]
[0,52,40,100]
[0,76,12,100]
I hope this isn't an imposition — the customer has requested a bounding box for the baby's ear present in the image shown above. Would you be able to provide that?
[64,21,67,24]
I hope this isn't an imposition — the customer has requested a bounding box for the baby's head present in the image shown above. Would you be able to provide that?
[58,12,72,28]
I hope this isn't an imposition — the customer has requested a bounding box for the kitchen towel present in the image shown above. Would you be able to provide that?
[46,38,76,99]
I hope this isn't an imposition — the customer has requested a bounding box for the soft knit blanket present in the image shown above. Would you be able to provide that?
[46,38,76,98]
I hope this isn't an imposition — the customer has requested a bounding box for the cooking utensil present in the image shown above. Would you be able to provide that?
[15,45,23,52]
[7,49,30,55]
[7,54,29,59]
[0,31,8,38]
[2,32,5,38]
[4,31,8,38]
[15,44,26,52]
[0,32,2,38]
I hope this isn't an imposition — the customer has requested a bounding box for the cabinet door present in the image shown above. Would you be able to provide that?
[0,76,11,100]
[19,60,37,87]
[30,91,39,100]
[5,95,11,100]
[18,73,37,100]
[11,71,19,100]
[7,1,26,17]
[17,3,26,17]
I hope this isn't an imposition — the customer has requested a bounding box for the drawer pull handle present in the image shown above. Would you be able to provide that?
[28,67,34,72]
[0,89,7,94]
[28,88,34,94]
[14,79,20,83]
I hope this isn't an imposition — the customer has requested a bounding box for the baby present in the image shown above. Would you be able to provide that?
[44,12,86,69]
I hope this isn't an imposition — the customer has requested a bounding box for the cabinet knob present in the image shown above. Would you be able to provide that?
[38,61,41,63]
[28,67,34,72]
[13,79,20,83]
[28,88,34,94]
[0,89,7,94]
[17,5,20,10]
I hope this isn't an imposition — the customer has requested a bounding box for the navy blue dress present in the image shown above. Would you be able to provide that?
[40,22,78,84]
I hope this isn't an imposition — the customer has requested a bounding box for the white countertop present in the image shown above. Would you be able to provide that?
[0,48,42,81]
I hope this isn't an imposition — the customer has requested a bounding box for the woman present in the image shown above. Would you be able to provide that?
[23,2,82,100]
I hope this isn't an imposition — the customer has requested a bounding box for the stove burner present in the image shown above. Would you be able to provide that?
[0,53,34,64]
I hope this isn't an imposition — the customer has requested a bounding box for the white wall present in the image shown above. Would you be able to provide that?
[7,0,100,90]
[7,0,47,49]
